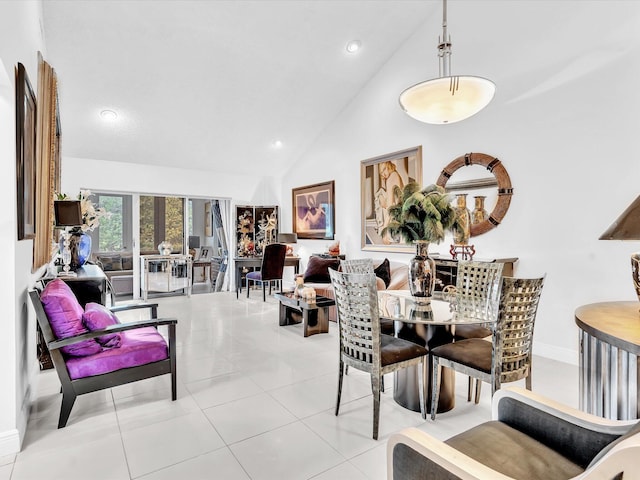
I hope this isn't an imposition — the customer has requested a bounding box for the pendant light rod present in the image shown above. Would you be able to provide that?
[438,0,451,77]
[398,0,496,125]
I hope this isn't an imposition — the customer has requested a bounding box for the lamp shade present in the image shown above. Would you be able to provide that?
[54,200,83,227]
[399,75,496,125]
[278,233,297,244]
[599,195,640,240]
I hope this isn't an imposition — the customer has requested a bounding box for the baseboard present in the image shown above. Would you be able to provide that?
[0,429,21,456]
[533,342,579,366]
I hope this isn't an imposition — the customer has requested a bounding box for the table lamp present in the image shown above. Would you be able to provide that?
[54,200,83,277]
[599,194,640,303]
[277,233,297,256]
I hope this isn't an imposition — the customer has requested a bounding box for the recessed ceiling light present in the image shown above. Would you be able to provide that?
[346,40,362,54]
[100,109,118,121]
[271,140,283,149]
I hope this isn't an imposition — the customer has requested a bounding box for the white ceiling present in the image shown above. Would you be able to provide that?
[41,1,640,177]
[41,0,436,177]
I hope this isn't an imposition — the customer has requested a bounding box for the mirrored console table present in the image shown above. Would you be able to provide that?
[140,254,192,300]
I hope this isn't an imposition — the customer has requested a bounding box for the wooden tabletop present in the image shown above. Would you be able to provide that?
[575,302,640,355]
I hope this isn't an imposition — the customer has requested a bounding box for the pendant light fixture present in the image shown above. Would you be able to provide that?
[399,0,495,125]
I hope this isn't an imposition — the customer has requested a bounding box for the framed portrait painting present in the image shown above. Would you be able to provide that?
[292,181,335,240]
[361,146,422,252]
[15,62,37,240]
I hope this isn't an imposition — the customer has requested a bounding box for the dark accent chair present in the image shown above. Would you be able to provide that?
[431,276,545,418]
[29,284,177,428]
[388,387,640,480]
[246,243,287,301]
[329,269,428,440]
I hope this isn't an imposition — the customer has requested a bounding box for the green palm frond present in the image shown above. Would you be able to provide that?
[381,182,455,244]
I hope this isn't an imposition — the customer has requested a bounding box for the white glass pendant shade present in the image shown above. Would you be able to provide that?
[399,75,496,124]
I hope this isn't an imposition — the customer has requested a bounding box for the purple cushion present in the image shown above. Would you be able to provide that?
[40,279,102,357]
[65,327,169,380]
[83,303,122,348]
[246,271,262,280]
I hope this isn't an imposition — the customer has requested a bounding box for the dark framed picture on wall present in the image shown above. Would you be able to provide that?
[361,146,422,252]
[292,181,335,240]
[15,62,37,240]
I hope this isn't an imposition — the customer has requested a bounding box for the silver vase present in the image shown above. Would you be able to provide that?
[409,240,436,300]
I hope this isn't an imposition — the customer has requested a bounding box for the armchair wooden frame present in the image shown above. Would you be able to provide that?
[29,290,178,428]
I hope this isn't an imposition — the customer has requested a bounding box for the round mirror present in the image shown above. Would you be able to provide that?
[436,152,513,236]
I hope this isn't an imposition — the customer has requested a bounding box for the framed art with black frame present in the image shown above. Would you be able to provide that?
[292,181,335,240]
[16,62,37,240]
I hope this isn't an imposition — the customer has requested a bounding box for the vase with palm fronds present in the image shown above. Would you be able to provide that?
[382,182,456,299]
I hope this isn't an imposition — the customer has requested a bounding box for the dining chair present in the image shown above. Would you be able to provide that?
[246,242,287,301]
[329,269,429,440]
[430,275,546,420]
[340,258,374,274]
[447,260,504,400]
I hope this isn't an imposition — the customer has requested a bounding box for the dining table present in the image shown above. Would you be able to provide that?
[377,290,497,414]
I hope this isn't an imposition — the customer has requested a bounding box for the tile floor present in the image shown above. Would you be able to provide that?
[1,291,579,479]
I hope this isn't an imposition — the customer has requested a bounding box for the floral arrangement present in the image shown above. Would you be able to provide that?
[55,189,110,232]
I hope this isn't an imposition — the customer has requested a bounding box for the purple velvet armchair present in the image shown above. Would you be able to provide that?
[30,279,177,428]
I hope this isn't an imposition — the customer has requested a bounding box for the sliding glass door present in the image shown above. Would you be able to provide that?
[140,195,185,255]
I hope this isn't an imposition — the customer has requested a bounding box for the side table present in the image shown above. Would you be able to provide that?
[274,291,335,337]
[575,301,640,420]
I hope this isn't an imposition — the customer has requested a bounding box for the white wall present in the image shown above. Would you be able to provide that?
[0,0,46,455]
[281,1,640,364]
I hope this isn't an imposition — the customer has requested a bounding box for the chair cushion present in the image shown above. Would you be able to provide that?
[374,258,392,288]
[381,334,428,366]
[40,279,103,357]
[97,254,122,271]
[246,271,262,280]
[83,302,122,348]
[445,421,584,480]
[454,324,492,340]
[65,327,169,380]
[430,338,492,373]
[303,256,340,283]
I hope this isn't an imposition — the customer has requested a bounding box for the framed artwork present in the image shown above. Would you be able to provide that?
[292,181,335,240]
[195,246,213,261]
[361,146,422,252]
[16,63,37,240]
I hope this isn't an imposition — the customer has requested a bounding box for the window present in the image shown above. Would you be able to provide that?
[140,195,185,254]
[91,193,132,253]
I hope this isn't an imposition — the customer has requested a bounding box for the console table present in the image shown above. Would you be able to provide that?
[140,254,192,300]
[431,256,518,293]
[575,302,640,420]
[235,256,300,297]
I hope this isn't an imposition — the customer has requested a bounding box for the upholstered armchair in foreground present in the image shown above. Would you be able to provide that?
[30,279,177,428]
[387,387,640,480]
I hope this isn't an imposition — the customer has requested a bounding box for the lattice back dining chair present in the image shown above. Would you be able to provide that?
[430,276,546,420]
[447,260,505,399]
[246,243,287,301]
[340,258,374,274]
[329,269,429,440]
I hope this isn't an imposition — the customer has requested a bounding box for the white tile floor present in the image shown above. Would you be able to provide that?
[3,291,579,479]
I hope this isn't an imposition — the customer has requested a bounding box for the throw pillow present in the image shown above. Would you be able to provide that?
[83,302,122,348]
[121,254,133,271]
[97,255,122,272]
[374,258,392,288]
[40,279,103,357]
[303,256,341,283]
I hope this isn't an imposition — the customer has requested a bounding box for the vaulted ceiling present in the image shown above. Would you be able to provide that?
[41,1,640,177]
